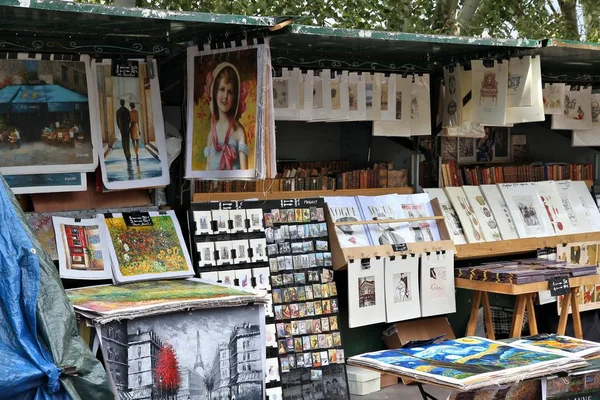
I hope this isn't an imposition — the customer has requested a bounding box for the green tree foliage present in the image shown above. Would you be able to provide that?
[79,0,599,41]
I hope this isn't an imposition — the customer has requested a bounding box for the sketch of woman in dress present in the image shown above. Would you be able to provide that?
[205,62,249,171]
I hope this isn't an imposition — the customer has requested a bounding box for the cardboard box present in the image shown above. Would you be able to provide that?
[379,373,399,388]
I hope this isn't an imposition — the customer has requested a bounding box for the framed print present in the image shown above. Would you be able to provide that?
[102,210,194,283]
[93,58,170,190]
[52,216,112,280]
[0,54,99,175]
[186,40,269,179]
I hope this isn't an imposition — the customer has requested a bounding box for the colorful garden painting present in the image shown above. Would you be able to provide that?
[66,279,254,314]
[104,211,194,283]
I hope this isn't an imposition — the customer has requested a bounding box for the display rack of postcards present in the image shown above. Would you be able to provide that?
[189,198,350,400]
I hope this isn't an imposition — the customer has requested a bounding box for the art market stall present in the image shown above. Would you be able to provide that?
[3,1,600,399]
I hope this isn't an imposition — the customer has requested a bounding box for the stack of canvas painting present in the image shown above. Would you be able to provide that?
[0,55,99,193]
[348,337,587,391]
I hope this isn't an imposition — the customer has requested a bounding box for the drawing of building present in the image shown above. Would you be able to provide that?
[228,323,262,400]
[103,324,129,393]
[127,327,161,400]
[359,279,376,307]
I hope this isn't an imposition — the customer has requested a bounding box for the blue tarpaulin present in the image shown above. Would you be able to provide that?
[0,176,112,399]
[0,84,88,113]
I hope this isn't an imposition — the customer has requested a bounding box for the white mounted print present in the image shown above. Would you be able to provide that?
[480,184,519,240]
[470,59,508,126]
[196,241,216,267]
[396,193,440,242]
[249,238,268,262]
[444,186,486,244]
[348,72,367,121]
[384,255,421,322]
[229,209,247,233]
[571,180,600,231]
[193,210,212,235]
[423,188,467,244]
[443,64,462,127]
[216,241,233,266]
[231,239,250,264]
[324,196,372,248]
[498,183,553,238]
[533,181,573,235]
[246,208,265,232]
[410,74,432,136]
[505,56,544,124]
[462,185,502,241]
[211,209,230,234]
[556,180,592,233]
[297,70,314,120]
[379,73,397,121]
[552,86,592,130]
[52,217,112,280]
[507,56,533,107]
[420,251,456,317]
[356,194,411,245]
[273,67,300,120]
[348,257,386,328]
[543,83,565,115]
[573,93,600,146]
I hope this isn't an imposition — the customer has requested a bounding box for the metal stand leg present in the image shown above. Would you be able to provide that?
[417,383,439,400]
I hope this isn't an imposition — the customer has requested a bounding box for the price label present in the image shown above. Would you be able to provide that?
[220,202,235,210]
[548,276,570,296]
[392,243,409,252]
[123,212,153,227]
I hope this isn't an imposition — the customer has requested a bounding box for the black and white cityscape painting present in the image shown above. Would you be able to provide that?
[99,305,264,400]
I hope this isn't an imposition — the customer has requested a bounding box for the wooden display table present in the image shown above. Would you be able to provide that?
[456,275,600,340]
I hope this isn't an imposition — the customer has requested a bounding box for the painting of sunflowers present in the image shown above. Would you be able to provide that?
[104,211,194,283]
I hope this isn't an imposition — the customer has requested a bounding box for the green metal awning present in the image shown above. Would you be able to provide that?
[537,38,600,79]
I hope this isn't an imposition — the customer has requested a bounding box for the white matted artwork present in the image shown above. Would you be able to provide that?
[265,358,280,383]
[470,59,508,126]
[4,172,87,195]
[0,54,100,176]
[505,56,544,124]
[356,194,411,245]
[571,180,600,231]
[420,251,456,317]
[273,67,300,120]
[297,70,314,120]
[246,208,265,232]
[196,241,216,267]
[507,56,533,107]
[444,186,486,244]
[266,387,283,400]
[249,238,268,262]
[480,184,519,240]
[229,209,247,233]
[552,86,592,130]
[311,69,331,120]
[396,193,440,242]
[231,239,250,264]
[218,269,236,285]
[235,268,252,288]
[211,209,230,234]
[462,185,502,241]
[556,180,592,233]
[193,210,212,235]
[423,188,467,244]
[443,64,462,127]
[371,75,413,137]
[98,305,265,400]
[410,74,432,136]
[348,257,386,328]
[324,196,372,247]
[102,210,194,283]
[379,73,397,121]
[329,70,350,121]
[216,241,233,266]
[265,325,277,349]
[533,181,573,235]
[52,216,112,280]
[498,183,553,238]
[365,73,382,121]
[200,271,218,282]
[252,267,271,290]
[573,93,600,146]
[543,83,565,115]
[93,59,170,190]
[384,255,421,323]
[348,72,367,121]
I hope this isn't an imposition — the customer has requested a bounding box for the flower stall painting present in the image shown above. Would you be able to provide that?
[99,305,264,400]
[103,210,194,283]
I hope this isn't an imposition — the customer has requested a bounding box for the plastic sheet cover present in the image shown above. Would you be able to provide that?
[0,176,112,400]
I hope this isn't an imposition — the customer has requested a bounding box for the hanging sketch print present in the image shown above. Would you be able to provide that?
[420,251,456,317]
[348,257,385,328]
[186,40,269,179]
[552,86,592,130]
[0,55,99,175]
[384,255,421,322]
[573,93,600,146]
[471,59,508,126]
[543,83,565,115]
[94,59,170,190]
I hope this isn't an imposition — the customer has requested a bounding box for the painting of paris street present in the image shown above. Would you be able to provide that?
[99,305,264,400]
[0,57,97,175]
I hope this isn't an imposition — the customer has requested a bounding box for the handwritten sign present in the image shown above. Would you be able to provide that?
[548,276,570,296]
[123,212,153,227]
[112,60,139,78]
[392,243,409,252]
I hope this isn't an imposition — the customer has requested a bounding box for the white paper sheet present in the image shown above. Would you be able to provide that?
[384,255,421,322]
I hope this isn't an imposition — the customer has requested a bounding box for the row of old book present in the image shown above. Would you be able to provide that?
[194,167,409,193]
[456,258,597,284]
[441,161,593,187]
